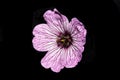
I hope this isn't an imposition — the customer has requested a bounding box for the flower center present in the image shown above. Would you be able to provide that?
[57,31,73,48]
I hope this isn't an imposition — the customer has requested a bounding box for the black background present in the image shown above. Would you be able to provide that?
[1,0,120,79]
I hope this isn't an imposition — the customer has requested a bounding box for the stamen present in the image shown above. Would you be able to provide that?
[56,31,73,48]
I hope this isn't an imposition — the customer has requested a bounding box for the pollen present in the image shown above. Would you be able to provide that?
[61,39,65,42]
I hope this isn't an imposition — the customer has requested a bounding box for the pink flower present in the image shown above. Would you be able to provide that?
[32,8,87,73]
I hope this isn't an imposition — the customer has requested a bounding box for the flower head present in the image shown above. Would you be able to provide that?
[32,8,87,73]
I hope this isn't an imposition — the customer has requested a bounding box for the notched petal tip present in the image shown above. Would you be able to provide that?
[65,58,79,68]
[51,68,61,73]
[51,64,64,73]
[65,63,78,68]
[41,57,64,73]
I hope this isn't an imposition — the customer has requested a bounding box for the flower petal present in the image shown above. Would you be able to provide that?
[73,37,86,46]
[60,46,82,68]
[43,9,69,33]
[59,49,68,66]
[32,36,57,51]
[33,24,57,38]
[51,62,64,73]
[71,45,83,59]
[65,46,82,68]
[70,18,87,38]
[70,18,87,49]
[41,47,64,72]
[51,54,64,73]
[32,23,58,51]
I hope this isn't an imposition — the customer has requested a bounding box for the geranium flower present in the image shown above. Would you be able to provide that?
[32,8,87,73]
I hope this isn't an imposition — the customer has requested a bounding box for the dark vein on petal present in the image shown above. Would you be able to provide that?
[42,26,58,36]
[45,47,60,62]
[45,48,61,66]
[73,38,85,45]
[73,39,83,43]
[53,48,62,64]
[43,48,58,62]
[58,20,65,32]
[48,16,63,33]
[50,20,64,34]
[71,43,80,52]
[67,47,71,65]
[71,46,79,60]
